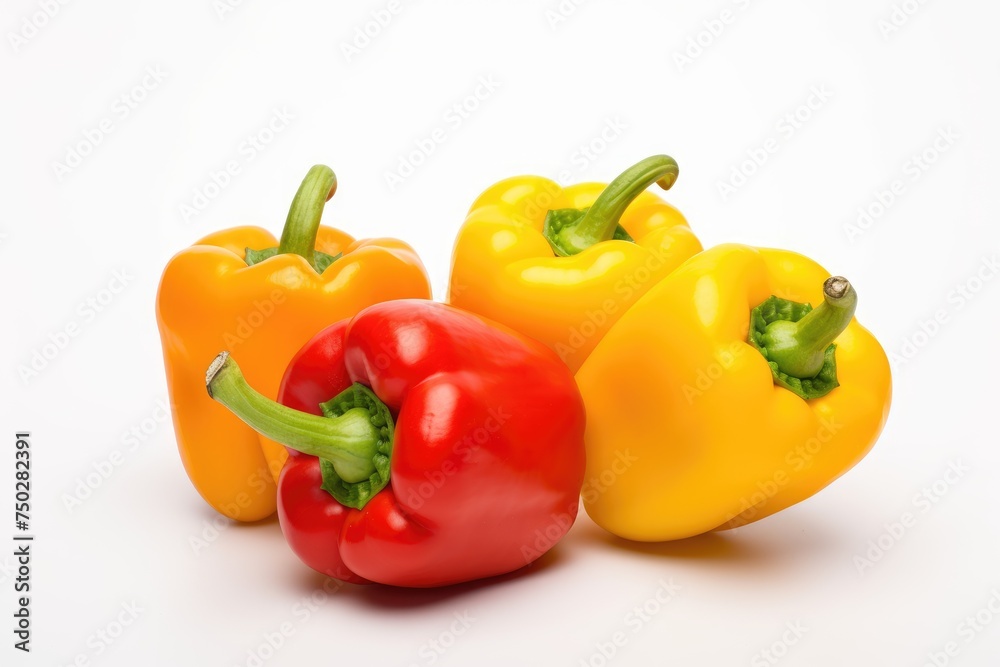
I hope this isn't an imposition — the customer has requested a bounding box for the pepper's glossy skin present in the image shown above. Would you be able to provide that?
[448,176,702,372]
[576,244,892,541]
[276,300,586,587]
[156,227,430,521]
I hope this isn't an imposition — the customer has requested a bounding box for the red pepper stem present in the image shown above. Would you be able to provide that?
[560,155,678,254]
[205,352,379,483]
[276,165,338,266]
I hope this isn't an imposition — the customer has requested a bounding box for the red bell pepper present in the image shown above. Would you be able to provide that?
[205,300,586,587]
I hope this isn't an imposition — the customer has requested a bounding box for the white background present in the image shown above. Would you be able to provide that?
[3,1,1000,665]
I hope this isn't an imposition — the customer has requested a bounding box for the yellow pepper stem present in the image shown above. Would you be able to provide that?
[761,277,857,379]
[543,155,679,257]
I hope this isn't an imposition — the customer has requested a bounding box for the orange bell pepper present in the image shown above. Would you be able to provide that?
[156,165,430,521]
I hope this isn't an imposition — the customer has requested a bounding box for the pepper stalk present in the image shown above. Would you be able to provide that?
[748,277,857,399]
[244,165,343,273]
[205,352,393,509]
[542,155,679,257]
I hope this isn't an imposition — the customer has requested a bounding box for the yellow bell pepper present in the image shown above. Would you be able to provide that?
[448,155,702,373]
[156,165,430,521]
[576,244,892,541]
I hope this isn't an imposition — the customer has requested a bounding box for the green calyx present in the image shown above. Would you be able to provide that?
[748,277,857,400]
[316,383,393,510]
[542,155,679,257]
[244,246,341,273]
[244,164,342,274]
[205,352,393,510]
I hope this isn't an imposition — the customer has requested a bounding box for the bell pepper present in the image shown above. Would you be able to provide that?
[576,244,892,541]
[448,155,702,373]
[203,300,586,587]
[156,165,430,522]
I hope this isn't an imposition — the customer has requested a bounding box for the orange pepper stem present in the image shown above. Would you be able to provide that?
[542,155,679,257]
[761,277,857,379]
[277,165,338,266]
[206,352,384,485]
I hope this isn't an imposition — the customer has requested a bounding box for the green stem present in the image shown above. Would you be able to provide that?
[575,155,679,242]
[762,277,857,379]
[276,165,338,267]
[543,155,679,257]
[206,352,379,483]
